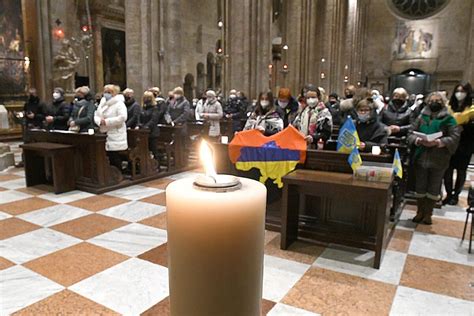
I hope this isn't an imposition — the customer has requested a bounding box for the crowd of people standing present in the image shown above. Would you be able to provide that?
[22,80,473,224]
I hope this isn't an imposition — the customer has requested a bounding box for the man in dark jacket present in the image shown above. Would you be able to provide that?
[69,86,95,132]
[355,98,388,152]
[381,87,414,137]
[23,88,46,129]
[123,88,141,129]
[224,89,246,132]
[167,87,191,125]
[139,91,166,162]
[44,87,70,130]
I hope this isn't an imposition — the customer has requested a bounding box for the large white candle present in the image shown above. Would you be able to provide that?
[166,142,267,316]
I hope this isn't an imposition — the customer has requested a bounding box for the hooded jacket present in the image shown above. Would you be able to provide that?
[94,94,128,151]
[408,105,460,170]
[381,100,413,136]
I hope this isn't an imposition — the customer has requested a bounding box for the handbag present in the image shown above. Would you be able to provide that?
[69,105,85,132]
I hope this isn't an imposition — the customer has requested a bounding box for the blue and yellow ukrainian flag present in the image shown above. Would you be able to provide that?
[337,117,362,171]
[229,126,306,188]
[392,148,403,178]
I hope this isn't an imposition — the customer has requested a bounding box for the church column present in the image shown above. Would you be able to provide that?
[125,0,163,94]
[35,0,54,99]
[161,0,182,91]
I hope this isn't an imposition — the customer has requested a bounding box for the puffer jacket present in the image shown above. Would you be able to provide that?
[381,100,413,136]
[94,95,128,151]
[197,99,223,137]
[44,96,70,130]
[408,106,460,170]
[125,98,141,129]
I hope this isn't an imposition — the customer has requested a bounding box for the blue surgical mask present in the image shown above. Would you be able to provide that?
[358,113,370,123]
[104,93,112,101]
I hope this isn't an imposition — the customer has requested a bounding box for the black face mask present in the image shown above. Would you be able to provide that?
[392,99,404,107]
[429,102,443,112]
[345,94,353,99]
[124,96,131,102]
[329,100,337,105]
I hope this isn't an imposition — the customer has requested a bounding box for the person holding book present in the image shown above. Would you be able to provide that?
[443,82,474,205]
[408,91,460,225]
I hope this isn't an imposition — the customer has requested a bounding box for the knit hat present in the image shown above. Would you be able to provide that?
[278,88,291,99]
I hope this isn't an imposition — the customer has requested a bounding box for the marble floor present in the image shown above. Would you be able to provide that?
[1,142,473,315]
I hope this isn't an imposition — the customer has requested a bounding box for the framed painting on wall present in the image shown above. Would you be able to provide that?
[101,27,126,90]
[0,0,26,98]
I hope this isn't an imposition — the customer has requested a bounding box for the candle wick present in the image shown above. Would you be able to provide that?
[208,175,217,183]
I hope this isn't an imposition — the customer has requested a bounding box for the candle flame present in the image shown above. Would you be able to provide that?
[200,140,217,178]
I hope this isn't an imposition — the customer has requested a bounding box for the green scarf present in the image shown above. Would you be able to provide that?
[415,113,457,159]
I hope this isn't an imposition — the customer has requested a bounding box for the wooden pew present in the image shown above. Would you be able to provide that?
[155,124,185,171]
[119,129,159,179]
[27,130,123,192]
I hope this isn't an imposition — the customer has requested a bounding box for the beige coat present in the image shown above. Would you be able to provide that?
[197,100,223,137]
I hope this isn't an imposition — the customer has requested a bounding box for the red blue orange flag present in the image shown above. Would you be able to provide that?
[228,126,307,188]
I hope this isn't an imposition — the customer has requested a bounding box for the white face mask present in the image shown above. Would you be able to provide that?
[229,94,236,99]
[307,97,318,106]
[173,94,181,100]
[278,100,289,108]
[455,92,467,101]
[53,92,61,100]
[260,100,270,108]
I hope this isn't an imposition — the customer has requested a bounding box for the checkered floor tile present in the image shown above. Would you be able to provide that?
[1,143,473,315]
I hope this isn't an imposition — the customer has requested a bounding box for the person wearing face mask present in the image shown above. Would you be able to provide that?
[244,91,283,136]
[293,89,333,146]
[43,87,69,130]
[224,89,246,132]
[381,87,413,137]
[353,98,388,152]
[408,91,460,225]
[23,88,46,129]
[197,90,223,141]
[371,90,386,114]
[122,88,141,129]
[69,86,95,132]
[166,87,191,125]
[443,82,474,205]
[326,92,342,126]
[138,91,166,163]
[275,88,299,127]
[94,84,128,171]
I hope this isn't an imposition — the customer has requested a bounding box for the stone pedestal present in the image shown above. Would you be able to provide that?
[0,143,15,171]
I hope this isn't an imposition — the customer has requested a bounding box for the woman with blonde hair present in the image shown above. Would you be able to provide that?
[94,84,128,171]
[408,91,460,225]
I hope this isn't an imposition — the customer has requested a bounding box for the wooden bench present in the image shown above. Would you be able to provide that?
[119,129,159,179]
[21,142,75,194]
[281,169,392,269]
[155,124,185,171]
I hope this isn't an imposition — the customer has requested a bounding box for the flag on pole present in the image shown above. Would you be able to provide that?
[392,148,403,178]
[337,117,362,171]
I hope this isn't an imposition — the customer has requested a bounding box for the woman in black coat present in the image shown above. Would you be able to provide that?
[44,87,70,130]
[354,98,388,152]
[138,91,166,162]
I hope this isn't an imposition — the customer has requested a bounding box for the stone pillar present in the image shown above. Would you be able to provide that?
[466,2,474,82]
[162,0,182,90]
[227,0,272,99]
[125,0,163,94]
[35,0,54,99]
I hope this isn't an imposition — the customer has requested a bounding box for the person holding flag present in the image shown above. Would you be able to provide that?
[337,108,362,172]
